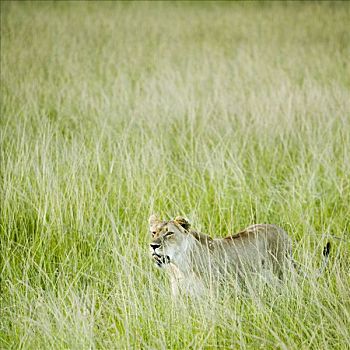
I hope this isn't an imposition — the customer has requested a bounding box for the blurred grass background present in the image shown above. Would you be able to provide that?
[1,2,350,349]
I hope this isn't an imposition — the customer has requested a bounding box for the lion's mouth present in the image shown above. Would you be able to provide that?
[152,253,170,267]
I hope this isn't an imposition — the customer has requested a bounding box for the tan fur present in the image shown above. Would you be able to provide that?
[149,215,293,296]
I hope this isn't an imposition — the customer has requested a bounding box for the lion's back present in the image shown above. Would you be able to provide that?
[214,224,292,274]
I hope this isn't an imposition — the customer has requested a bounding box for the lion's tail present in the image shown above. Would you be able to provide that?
[292,242,331,279]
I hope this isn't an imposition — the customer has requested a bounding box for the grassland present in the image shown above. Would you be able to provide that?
[1,1,350,349]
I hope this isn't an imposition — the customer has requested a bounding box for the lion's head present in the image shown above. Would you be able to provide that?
[149,215,192,268]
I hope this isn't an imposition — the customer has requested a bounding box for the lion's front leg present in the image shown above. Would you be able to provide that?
[168,267,206,297]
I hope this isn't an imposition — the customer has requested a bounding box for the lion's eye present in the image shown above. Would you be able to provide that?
[164,231,174,237]
[151,231,156,236]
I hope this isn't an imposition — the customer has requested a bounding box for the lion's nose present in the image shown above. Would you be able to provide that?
[150,243,161,250]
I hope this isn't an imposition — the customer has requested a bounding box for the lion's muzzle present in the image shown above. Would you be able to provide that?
[152,253,170,267]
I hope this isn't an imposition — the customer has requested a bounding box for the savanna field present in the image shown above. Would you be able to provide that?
[1,2,350,349]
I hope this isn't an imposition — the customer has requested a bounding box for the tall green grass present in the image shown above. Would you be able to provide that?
[1,2,350,349]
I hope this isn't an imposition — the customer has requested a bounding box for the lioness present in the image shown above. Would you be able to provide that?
[149,215,330,296]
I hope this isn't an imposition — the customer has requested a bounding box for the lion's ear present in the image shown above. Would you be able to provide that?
[149,214,160,226]
[174,216,191,230]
